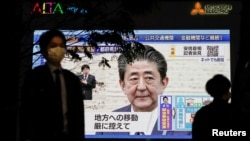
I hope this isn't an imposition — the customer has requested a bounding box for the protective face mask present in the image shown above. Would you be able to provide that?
[47,47,66,63]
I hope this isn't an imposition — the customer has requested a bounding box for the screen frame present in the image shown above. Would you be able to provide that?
[32,29,230,140]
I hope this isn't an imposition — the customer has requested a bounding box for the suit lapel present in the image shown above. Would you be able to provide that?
[152,119,163,135]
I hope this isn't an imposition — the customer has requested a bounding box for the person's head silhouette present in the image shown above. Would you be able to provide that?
[205,74,231,102]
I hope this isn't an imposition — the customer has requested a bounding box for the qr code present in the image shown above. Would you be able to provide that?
[207,45,219,57]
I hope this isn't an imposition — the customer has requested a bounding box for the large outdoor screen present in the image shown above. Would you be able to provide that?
[32,29,231,139]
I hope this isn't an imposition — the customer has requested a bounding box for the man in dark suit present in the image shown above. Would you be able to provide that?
[79,64,96,100]
[160,96,172,108]
[192,74,233,140]
[19,29,84,141]
[96,45,191,136]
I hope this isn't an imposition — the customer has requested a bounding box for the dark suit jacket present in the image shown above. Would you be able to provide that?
[192,99,233,140]
[96,104,191,136]
[19,64,84,141]
[79,74,96,100]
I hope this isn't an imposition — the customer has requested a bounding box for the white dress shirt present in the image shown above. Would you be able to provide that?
[130,106,158,135]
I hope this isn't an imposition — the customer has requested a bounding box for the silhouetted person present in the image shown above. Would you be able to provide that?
[98,57,111,69]
[192,74,232,140]
[18,29,84,141]
[66,47,81,62]
[83,47,93,59]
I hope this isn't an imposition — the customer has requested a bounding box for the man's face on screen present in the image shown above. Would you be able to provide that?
[119,60,168,112]
[82,68,90,75]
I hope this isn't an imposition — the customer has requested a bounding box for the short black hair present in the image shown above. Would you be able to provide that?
[163,96,168,100]
[38,29,66,52]
[205,74,231,98]
[118,45,167,81]
[81,64,90,71]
